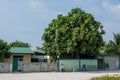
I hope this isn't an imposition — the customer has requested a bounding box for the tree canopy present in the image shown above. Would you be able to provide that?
[105,33,120,69]
[9,40,31,48]
[106,33,120,54]
[0,39,10,61]
[42,8,105,61]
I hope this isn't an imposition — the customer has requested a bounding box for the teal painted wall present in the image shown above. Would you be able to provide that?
[81,59,98,70]
[59,59,98,71]
[59,59,79,71]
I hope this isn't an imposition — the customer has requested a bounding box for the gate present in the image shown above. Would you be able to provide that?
[12,58,18,71]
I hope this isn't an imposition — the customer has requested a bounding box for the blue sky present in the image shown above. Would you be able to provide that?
[0,0,120,47]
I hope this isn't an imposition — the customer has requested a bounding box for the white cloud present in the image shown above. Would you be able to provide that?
[102,0,120,18]
[103,21,114,32]
[74,0,91,5]
[29,0,51,20]
[102,21,120,41]
[99,0,120,41]
[88,7,101,16]
[30,0,41,9]
[75,0,82,3]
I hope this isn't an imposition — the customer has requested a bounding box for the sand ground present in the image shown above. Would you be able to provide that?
[0,70,120,80]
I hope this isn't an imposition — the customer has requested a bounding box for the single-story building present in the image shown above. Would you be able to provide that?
[98,51,119,70]
[4,47,47,72]
[2,48,119,72]
[32,48,49,62]
[58,51,120,72]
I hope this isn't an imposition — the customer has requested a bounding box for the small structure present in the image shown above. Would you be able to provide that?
[58,58,98,72]
[4,47,48,72]
[98,51,119,70]
[58,52,120,72]
[32,48,47,62]
[8,47,34,71]
[1,47,57,72]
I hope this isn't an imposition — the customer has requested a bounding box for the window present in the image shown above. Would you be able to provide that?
[39,59,44,62]
[19,58,23,61]
[31,58,39,62]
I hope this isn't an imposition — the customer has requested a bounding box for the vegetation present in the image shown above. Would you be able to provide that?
[105,33,120,68]
[106,33,120,55]
[105,62,109,69]
[91,75,120,80]
[42,7,105,61]
[9,40,31,48]
[0,40,31,61]
[0,39,10,62]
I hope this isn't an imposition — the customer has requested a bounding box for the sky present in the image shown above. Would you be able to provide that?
[0,0,120,47]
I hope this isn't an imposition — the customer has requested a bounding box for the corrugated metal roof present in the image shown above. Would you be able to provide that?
[32,48,45,55]
[99,50,118,56]
[9,47,35,54]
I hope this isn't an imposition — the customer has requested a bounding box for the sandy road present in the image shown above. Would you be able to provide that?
[0,70,120,80]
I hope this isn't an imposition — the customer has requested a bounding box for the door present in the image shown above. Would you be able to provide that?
[12,58,18,71]
[98,59,104,70]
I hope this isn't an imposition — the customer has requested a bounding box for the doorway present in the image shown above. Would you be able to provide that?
[98,59,104,70]
[12,58,18,71]
[12,56,23,72]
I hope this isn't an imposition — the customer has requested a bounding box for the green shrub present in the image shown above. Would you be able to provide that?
[91,75,120,80]
[105,63,109,68]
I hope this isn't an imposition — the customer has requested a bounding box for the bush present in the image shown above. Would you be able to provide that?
[91,75,120,80]
[105,63,109,68]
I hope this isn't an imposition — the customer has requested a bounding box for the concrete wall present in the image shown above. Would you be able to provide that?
[59,59,79,72]
[4,54,31,71]
[32,55,44,59]
[22,62,57,72]
[104,56,119,70]
[5,54,31,63]
[23,54,31,63]
[81,59,98,70]
[59,59,98,72]
[4,58,10,63]
[0,63,12,72]
[0,62,57,72]
[4,56,12,63]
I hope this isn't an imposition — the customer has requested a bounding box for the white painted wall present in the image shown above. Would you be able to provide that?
[104,56,119,70]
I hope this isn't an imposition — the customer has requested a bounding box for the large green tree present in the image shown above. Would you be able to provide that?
[0,39,10,62]
[9,40,31,47]
[42,8,105,61]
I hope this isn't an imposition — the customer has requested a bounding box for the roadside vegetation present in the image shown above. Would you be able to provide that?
[91,75,120,80]
[0,40,31,61]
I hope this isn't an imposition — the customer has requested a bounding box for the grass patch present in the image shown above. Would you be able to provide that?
[90,74,120,80]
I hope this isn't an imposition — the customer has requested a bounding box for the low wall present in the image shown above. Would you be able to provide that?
[104,56,119,70]
[59,59,98,72]
[22,62,57,72]
[0,63,12,73]
[59,59,79,72]
[81,59,98,70]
